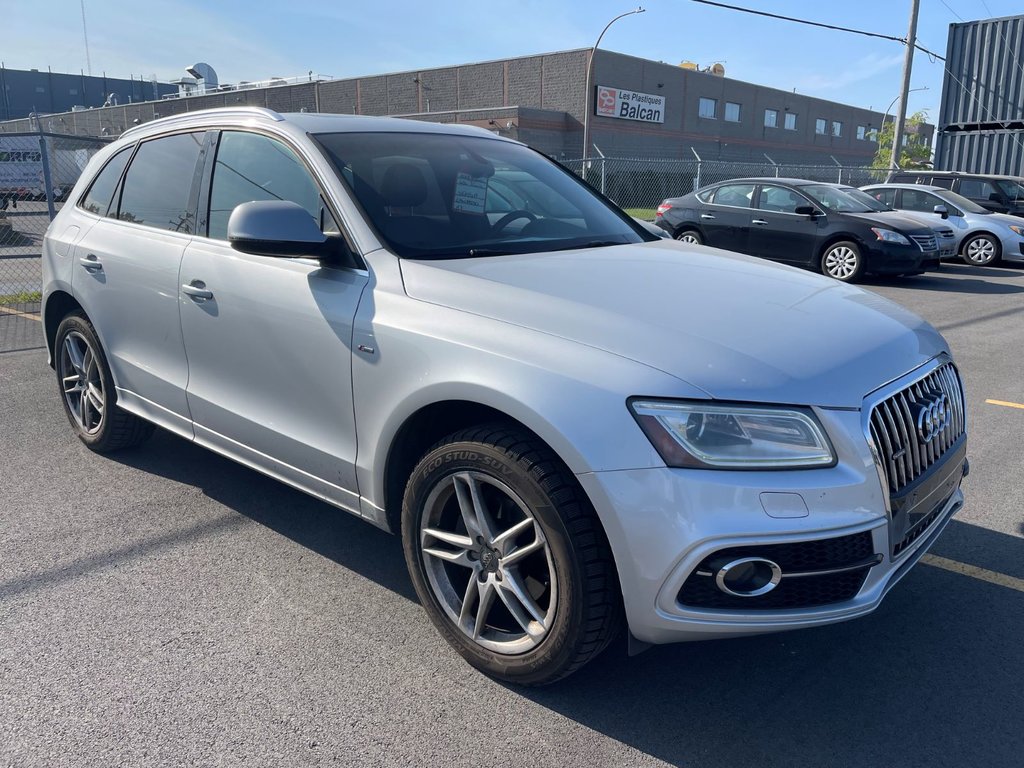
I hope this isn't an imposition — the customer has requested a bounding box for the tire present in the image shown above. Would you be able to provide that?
[674,228,703,245]
[55,312,154,452]
[402,424,622,685]
[961,233,1001,266]
[821,240,864,282]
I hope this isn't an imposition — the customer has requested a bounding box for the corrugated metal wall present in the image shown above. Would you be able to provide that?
[936,14,1024,173]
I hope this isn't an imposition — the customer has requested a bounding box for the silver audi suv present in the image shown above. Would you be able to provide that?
[41,108,968,684]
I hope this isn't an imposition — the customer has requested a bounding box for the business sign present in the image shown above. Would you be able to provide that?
[594,86,665,123]
[0,136,44,191]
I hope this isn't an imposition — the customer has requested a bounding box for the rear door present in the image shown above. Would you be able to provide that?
[956,178,1006,213]
[701,183,755,252]
[72,131,207,435]
[746,184,820,265]
[178,130,367,510]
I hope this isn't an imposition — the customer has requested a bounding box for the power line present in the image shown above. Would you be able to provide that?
[689,0,945,60]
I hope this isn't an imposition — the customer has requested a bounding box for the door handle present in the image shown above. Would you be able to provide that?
[700,213,716,220]
[78,254,102,271]
[752,219,768,225]
[182,280,214,301]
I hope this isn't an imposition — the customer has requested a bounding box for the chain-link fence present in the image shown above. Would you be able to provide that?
[562,157,890,218]
[1,132,110,352]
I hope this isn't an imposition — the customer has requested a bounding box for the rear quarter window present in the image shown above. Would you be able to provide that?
[78,147,133,217]
[117,132,205,233]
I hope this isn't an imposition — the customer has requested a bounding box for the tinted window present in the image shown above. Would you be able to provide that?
[958,179,999,201]
[757,185,806,213]
[901,189,940,213]
[208,131,323,240]
[118,133,204,232]
[80,147,132,216]
[930,177,954,189]
[711,184,755,208]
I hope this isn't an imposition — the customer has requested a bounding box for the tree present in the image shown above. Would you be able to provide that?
[873,109,932,169]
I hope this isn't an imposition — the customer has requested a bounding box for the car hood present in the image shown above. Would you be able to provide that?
[839,211,935,235]
[399,242,949,408]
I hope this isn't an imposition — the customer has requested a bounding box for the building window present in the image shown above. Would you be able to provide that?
[764,109,778,128]
[699,97,717,119]
[784,112,797,130]
[832,121,843,137]
[856,125,866,140]
[724,102,741,122]
[815,118,827,135]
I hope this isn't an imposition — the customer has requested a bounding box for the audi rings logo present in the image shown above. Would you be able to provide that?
[915,392,950,444]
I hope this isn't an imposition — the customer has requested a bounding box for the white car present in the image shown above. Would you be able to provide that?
[41,108,968,684]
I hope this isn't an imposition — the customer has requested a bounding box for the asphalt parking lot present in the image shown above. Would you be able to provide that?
[1,262,1023,767]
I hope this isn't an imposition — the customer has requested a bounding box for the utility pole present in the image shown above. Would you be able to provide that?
[889,0,920,172]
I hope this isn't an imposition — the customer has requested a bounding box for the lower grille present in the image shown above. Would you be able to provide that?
[677,531,877,610]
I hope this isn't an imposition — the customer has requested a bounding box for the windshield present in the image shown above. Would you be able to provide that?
[840,187,891,212]
[314,132,648,258]
[799,184,876,213]
[996,179,1024,202]
[934,189,989,214]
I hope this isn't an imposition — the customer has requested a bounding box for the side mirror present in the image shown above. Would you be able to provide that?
[794,205,819,217]
[228,200,333,258]
[933,204,949,219]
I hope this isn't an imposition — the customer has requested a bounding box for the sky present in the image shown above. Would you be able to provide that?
[3,0,1022,121]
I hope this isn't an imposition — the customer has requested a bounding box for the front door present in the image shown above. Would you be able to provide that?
[178,130,367,511]
[746,184,821,266]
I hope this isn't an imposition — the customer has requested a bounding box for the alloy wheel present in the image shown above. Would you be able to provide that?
[419,471,557,655]
[964,236,997,265]
[59,331,105,435]
[823,246,859,280]
[676,231,701,244]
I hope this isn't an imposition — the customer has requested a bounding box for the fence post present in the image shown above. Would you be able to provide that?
[36,123,56,220]
[690,147,702,192]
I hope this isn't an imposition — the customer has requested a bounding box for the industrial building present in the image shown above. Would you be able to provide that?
[0,66,178,121]
[1,49,932,164]
[935,13,1024,174]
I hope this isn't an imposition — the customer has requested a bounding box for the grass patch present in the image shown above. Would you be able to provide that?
[623,207,657,221]
[0,290,41,306]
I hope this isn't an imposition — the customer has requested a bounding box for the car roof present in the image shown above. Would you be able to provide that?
[862,183,951,192]
[892,170,1024,182]
[118,106,511,143]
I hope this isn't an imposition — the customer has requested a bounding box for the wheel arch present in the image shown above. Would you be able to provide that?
[817,233,864,262]
[43,290,85,367]
[960,230,1000,254]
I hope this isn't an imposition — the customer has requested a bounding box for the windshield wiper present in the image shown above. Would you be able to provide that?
[560,239,628,250]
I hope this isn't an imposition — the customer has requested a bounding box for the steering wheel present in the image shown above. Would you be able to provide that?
[492,209,538,232]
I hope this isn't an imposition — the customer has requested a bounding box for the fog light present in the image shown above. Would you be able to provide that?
[715,557,782,597]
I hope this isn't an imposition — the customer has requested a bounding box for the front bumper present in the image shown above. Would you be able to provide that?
[578,407,966,645]
[863,241,931,275]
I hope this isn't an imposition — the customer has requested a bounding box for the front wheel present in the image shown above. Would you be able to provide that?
[674,229,703,245]
[55,313,154,452]
[961,233,1000,266]
[402,424,622,685]
[821,241,864,282]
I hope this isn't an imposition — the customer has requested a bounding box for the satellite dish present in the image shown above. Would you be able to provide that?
[710,63,726,77]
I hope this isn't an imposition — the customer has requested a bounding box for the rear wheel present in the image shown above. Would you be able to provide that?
[961,233,1000,266]
[402,424,622,685]
[55,313,154,452]
[674,229,703,245]
[821,241,864,282]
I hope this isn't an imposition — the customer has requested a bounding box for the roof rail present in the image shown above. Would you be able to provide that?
[120,106,284,139]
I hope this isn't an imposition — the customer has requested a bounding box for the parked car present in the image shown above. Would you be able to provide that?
[835,185,958,259]
[886,170,1024,218]
[655,178,941,282]
[862,183,1024,266]
[42,108,968,684]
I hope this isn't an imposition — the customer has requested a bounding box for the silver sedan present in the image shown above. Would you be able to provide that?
[862,183,1024,266]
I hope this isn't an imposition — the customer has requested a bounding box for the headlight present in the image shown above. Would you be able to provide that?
[629,400,836,469]
[870,228,911,245]
[1008,225,1024,237]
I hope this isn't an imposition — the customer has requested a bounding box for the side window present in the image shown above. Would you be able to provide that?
[900,189,938,213]
[931,177,954,190]
[208,131,322,241]
[710,184,755,208]
[79,147,132,217]
[870,188,896,207]
[757,185,805,213]
[958,179,999,202]
[118,133,204,232]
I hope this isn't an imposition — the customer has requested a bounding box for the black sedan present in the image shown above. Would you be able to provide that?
[655,178,940,282]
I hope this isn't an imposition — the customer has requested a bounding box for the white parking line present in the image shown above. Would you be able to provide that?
[0,305,41,322]
[985,399,1024,411]
[921,554,1024,594]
